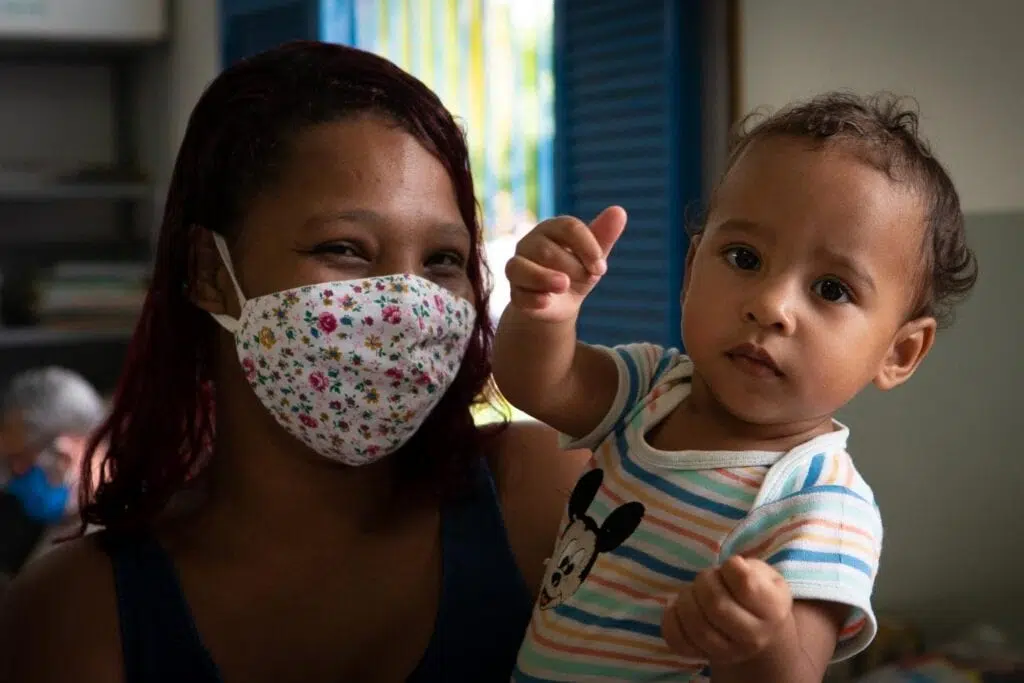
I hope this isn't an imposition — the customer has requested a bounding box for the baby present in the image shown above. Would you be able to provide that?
[494,93,977,682]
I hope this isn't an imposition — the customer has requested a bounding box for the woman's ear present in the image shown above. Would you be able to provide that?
[188,226,231,316]
[874,316,937,391]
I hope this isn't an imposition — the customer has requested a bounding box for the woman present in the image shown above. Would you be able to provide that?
[0,41,587,682]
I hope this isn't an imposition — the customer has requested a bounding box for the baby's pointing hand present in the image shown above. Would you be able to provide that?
[505,206,626,324]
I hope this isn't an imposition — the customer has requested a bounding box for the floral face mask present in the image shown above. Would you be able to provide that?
[209,233,477,466]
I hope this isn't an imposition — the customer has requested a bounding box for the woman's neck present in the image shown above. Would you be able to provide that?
[192,383,433,553]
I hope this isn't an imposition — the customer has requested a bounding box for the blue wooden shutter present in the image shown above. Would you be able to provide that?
[554,0,703,349]
[220,0,327,66]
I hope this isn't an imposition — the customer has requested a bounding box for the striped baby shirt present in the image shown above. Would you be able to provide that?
[513,343,884,682]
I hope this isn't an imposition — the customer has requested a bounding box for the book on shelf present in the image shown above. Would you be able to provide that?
[1,260,149,338]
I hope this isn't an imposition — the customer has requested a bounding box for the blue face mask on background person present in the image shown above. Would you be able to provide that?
[4,463,70,524]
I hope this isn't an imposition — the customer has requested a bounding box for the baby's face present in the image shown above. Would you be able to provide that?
[681,136,929,427]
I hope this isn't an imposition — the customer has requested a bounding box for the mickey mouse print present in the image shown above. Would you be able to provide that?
[537,468,645,611]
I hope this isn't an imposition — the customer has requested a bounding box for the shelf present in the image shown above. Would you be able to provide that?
[0,180,151,202]
[0,38,164,62]
[0,327,132,348]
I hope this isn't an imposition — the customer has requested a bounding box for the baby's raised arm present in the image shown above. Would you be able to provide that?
[492,208,626,439]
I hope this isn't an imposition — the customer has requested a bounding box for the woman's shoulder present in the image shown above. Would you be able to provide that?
[487,418,589,475]
[0,534,123,682]
[486,420,590,597]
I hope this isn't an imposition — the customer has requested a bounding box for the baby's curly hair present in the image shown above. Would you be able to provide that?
[725,91,978,327]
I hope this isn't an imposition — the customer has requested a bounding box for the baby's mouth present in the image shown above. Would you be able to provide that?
[726,342,784,378]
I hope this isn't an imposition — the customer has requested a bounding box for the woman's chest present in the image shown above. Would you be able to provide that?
[177,535,442,682]
[219,584,438,681]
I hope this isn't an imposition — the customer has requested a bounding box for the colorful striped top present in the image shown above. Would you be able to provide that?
[513,343,884,682]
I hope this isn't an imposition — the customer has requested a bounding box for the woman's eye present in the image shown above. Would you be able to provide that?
[723,246,761,271]
[812,277,852,304]
[313,242,364,259]
[427,251,466,270]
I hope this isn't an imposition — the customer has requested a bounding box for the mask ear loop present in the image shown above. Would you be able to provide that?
[209,232,247,334]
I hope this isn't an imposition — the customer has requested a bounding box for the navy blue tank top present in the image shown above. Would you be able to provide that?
[99,462,533,682]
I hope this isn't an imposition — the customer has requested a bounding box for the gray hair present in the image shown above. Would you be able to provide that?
[2,367,106,444]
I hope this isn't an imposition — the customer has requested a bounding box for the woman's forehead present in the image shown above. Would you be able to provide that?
[282,119,458,202]
[242,119,467,237]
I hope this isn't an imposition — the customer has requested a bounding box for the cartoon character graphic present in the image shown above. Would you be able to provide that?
[537,468,645,610]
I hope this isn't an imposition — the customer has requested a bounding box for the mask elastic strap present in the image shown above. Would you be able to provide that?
[210,232,247,334]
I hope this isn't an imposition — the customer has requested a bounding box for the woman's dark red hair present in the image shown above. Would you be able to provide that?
[80,41,501,531]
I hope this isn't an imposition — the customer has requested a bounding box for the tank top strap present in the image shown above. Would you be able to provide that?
[98,530,221,683]
[410,458,534,681]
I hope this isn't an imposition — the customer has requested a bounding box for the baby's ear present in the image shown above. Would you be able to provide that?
[681,234,703,298]
[874,316,936,391]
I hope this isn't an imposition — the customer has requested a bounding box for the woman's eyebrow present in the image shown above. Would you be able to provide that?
[302,208,382,229]
[303,209,468,239]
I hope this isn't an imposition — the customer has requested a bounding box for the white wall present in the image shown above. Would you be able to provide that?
[740,0,1024,215]
[842,216,1024,640]
[136,1,221,241]
[740,0,1024,642]
[138,0,220,228]
[166,0,221,155]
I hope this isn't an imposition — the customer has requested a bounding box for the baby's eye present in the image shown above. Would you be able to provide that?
[812,277,852,304]
[723,246,761,271]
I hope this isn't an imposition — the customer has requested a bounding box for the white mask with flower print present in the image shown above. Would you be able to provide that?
[208,233,477,466]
